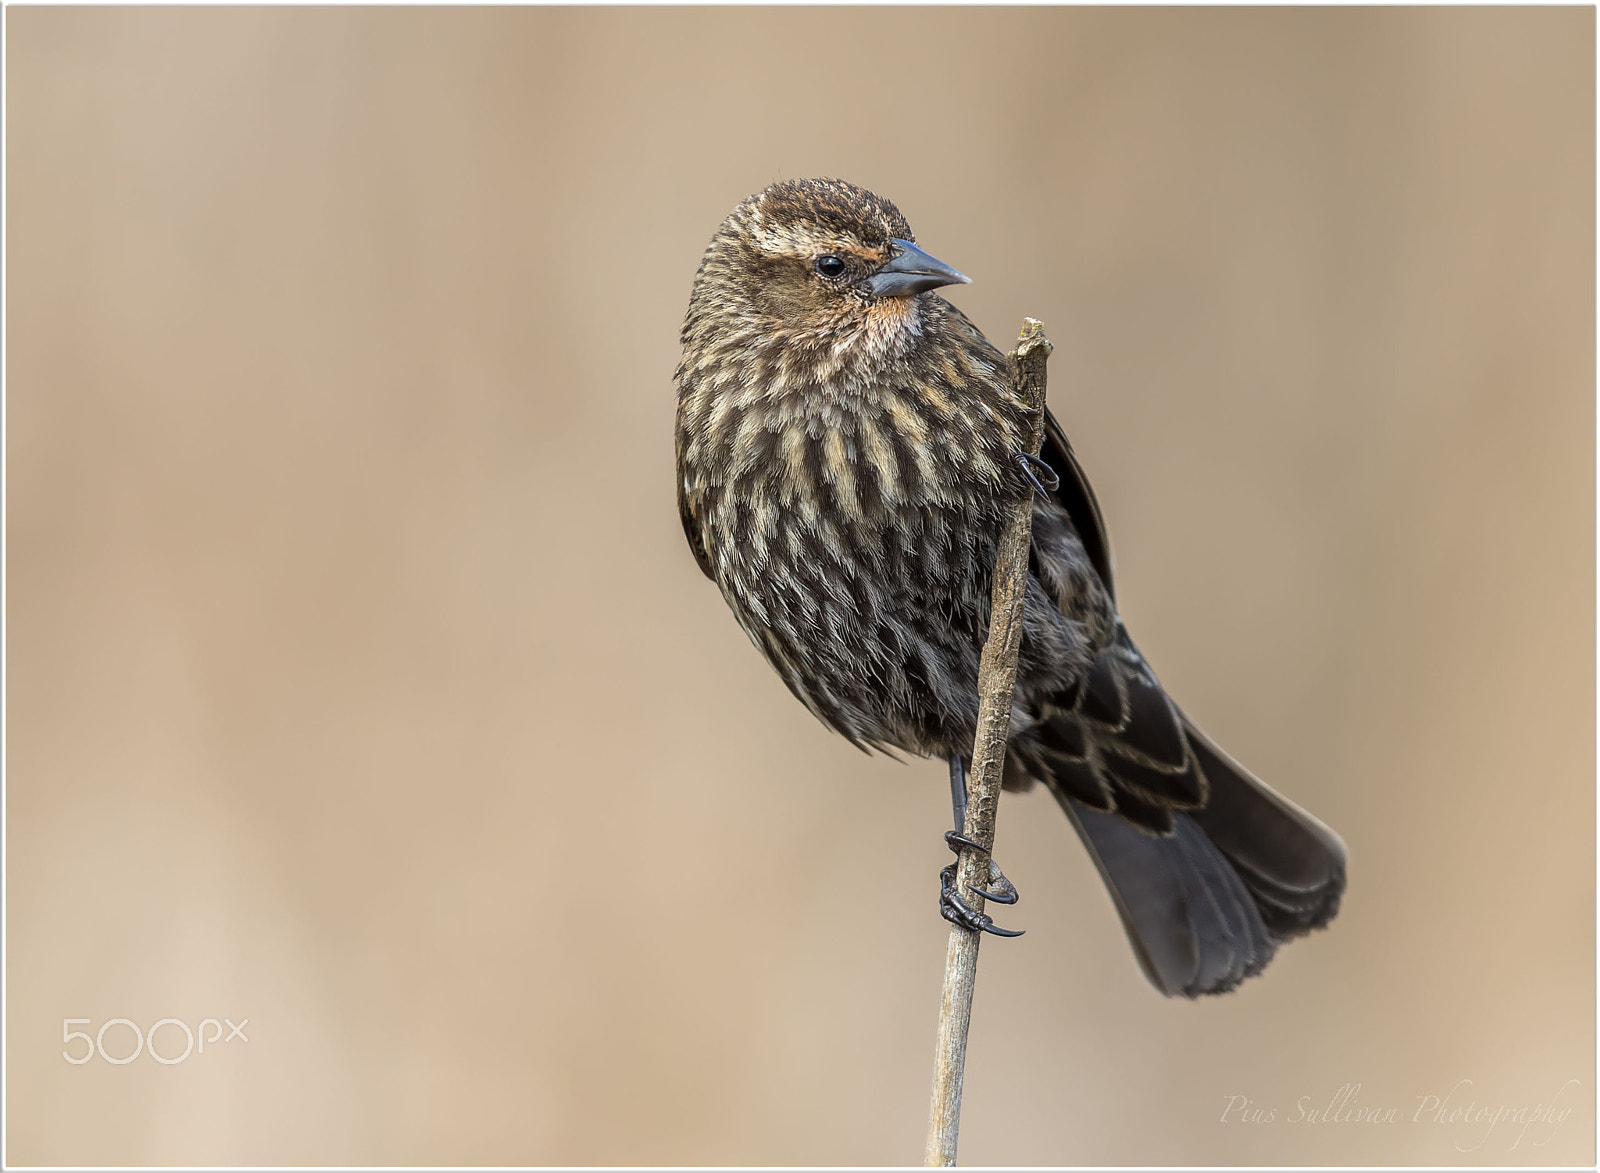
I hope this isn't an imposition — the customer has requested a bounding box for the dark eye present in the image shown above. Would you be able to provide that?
[814,254,847,279]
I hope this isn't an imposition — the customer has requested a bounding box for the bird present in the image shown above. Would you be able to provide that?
[673,177,1346,996]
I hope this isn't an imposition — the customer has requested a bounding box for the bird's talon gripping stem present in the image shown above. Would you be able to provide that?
[1012,450,1060,496]
[941,755,1024,936]
[943,831,1021,905]
[940,863,1025,937]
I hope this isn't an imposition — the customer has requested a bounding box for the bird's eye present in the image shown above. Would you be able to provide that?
[814,254,847,279]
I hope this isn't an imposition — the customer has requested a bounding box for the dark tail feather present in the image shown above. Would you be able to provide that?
[1181,715,1347,940]
[1061,799,1277,996]
[1050,719,1347,998]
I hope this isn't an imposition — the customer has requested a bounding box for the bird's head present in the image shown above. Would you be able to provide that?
[686,178,970,361]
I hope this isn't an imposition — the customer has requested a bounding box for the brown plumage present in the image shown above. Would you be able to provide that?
[675,178,1346,996]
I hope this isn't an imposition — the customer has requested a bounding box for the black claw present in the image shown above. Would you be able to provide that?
[971,874,1019,905]
[982,921,1026,938]
[944,830,989,855]
[1011,450,1060,496]
[968,851,1020,904]
[968,885,1016,905]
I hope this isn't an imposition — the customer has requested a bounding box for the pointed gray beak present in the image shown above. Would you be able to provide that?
[865,238,972,299]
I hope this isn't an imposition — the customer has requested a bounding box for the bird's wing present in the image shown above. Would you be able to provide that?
[1040,408,1116,600]
[930,296,1114,597]
[678,480,715,580]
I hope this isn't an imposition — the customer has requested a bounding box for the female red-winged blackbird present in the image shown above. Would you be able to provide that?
[674,178,1345,996]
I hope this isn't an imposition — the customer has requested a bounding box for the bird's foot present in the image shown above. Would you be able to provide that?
[1011,450,1060,497]
[946,832,1020,903]
[939,830,1024,937]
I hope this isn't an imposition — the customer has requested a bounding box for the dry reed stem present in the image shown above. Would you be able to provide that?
[924,318,1052,1168]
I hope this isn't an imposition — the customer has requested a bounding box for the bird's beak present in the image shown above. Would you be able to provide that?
[865,238,972,299]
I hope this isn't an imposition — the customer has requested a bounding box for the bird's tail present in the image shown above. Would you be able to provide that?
[1046,714,1346,997]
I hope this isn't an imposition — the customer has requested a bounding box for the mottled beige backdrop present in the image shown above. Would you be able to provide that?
[6,7,1593,1166]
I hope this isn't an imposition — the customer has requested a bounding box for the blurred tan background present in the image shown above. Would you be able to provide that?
[6,7,1593,1166]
